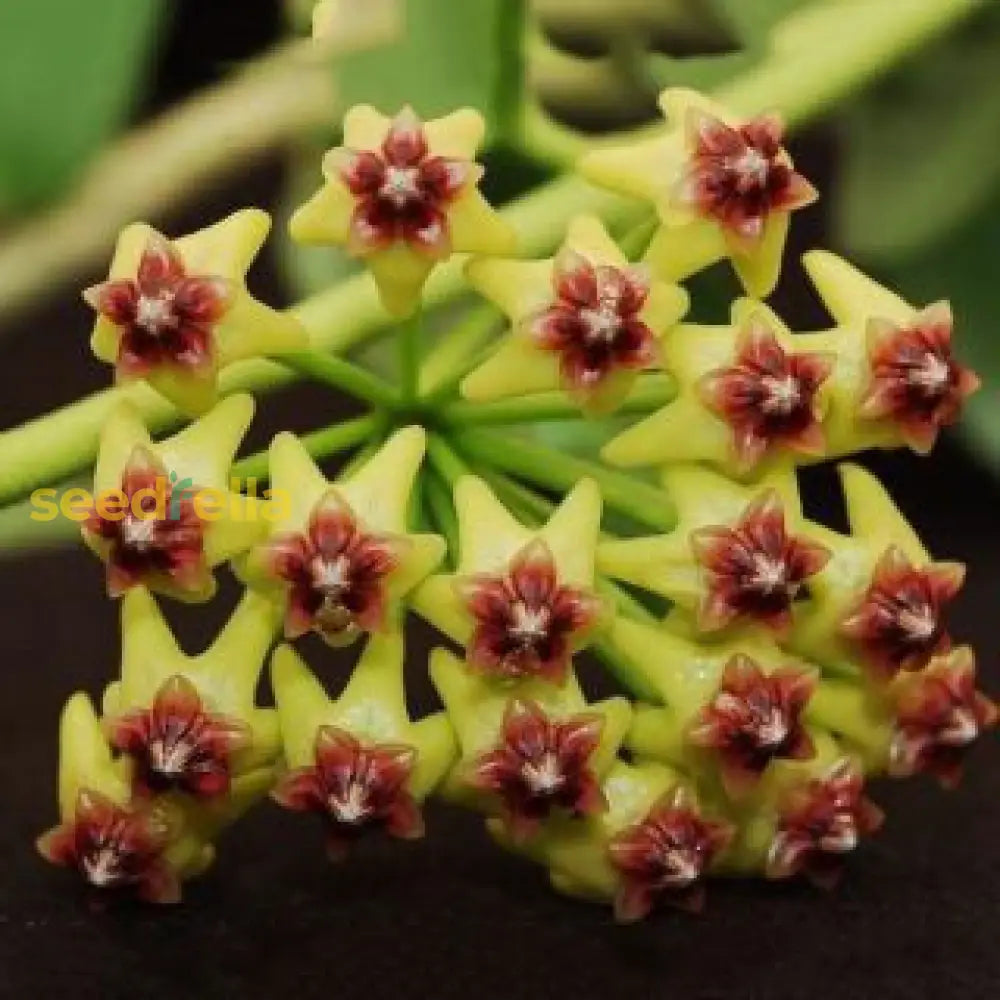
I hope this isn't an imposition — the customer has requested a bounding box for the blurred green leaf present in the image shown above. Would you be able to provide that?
[835,6,1000,263]
[337,0,507,121]
[0,0,165,216]
[649,0,810,91]
[882,192,1000,472]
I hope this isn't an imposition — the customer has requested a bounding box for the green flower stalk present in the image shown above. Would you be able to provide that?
[16,0,998,919]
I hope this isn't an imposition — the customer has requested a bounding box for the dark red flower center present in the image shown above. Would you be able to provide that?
[691,490,831,633]
[840,546,964,680]
[767,760,883,888]
[862,305,980,453]
[85,447,208,597]
[469,699,605,840]
[261,491,404,646]
[689,655,817,795]
[36,790,179,904]
[608,786,733,921]
[530,250,657,397]
[84,234,231,379]
[271,726,422,858]
[679,110,817,241]
[700,321,833,470]
[457,538,604,683]
[106,675,250,798]
[889,651,997,789]
[331,107,477,259]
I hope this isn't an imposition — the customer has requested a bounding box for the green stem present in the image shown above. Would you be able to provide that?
[422,467,460,564]
[399,310,422,404]
[806,681,893,759]
[618,217,659,261]
[493,0,530,145]
[281,352,400,410]
[452,427,676,532]
[230,413,383,484]
[417,304,503,403]
[591,636,662,703]
[0,480,85,557]
[408,471,429,533]
[439,373,674,427]
[425,432,473,488]
[594,577,660,628]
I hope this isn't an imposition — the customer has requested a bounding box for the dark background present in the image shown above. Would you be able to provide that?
[1,3,997,998]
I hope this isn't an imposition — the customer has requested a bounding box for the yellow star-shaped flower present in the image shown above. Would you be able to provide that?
[86,210,307,416]
[101,585,282,777]
[796,250,979,457]
[411,474,607,675]
[580,88,817,299]
[487,759,692,912]
[85,394,268,603]
[602,301,836,475]
[787,462,951,677]
[462,215,688,413]
[240,426,446,645]
[428,645,632,812]
[597,462,805,620]
[291,105,516,317]
[270,632,457,800]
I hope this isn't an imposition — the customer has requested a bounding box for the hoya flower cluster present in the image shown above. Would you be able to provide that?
[36,94,993,922]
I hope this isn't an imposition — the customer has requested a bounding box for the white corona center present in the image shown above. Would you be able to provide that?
[761,374,802,415]
[136,294,176,333]
[521,752,564,794]
[381,166,421,208]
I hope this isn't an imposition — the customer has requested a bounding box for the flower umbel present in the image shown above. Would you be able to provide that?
[840,546,964,680]
[700,319,834,471]
[258,490,407,646]
[457,538,604,684]
[37,790,179,904]
[767,759,884,889]
[85,446,208,598]
[106,675,250,799]
[691,490,831,633]
[889,649,997,788]
[272,725,423,858]
[609,786,734,921]
[679,110,817,245]
[469,699,606,840]
[861,303,980,454]
[689,655,817,795]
